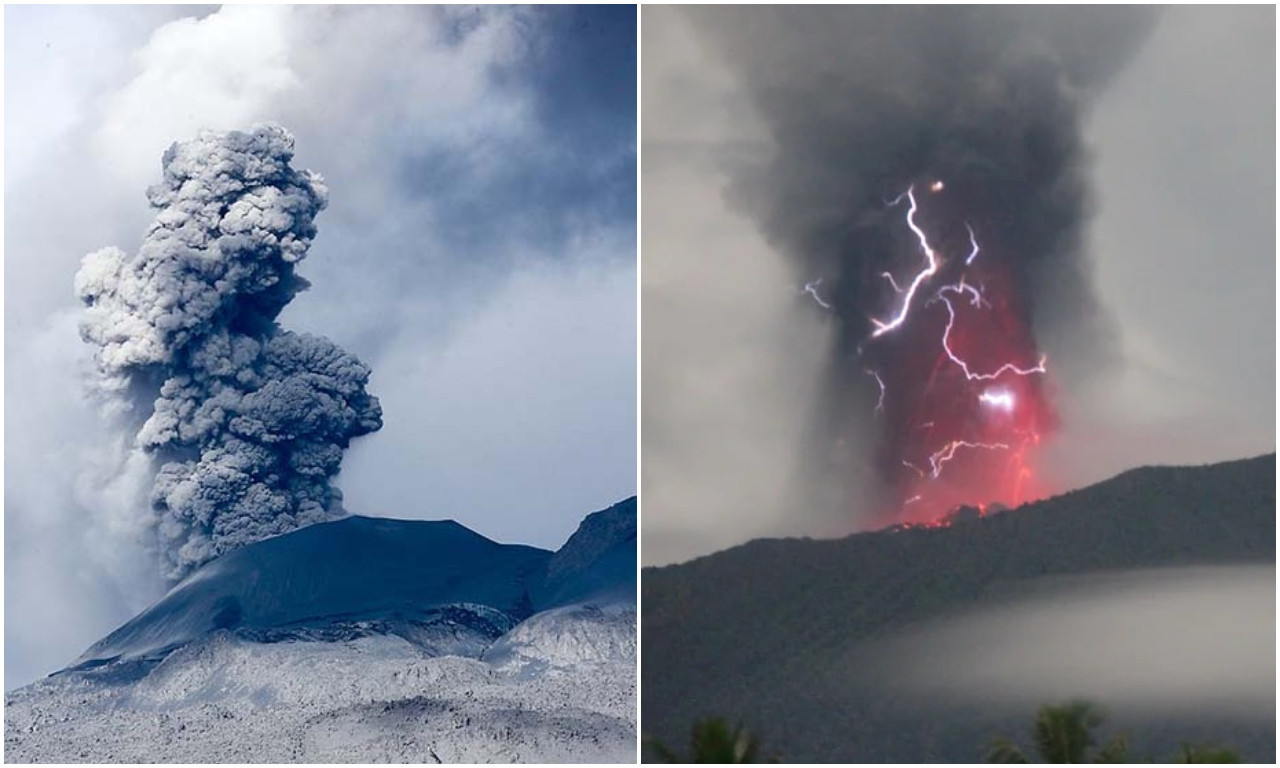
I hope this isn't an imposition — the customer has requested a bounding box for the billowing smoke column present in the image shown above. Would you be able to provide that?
[687,7,1157,525]
[76,125,382,581]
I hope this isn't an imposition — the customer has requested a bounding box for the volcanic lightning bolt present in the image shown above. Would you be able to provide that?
[870,186,940,338]
[939,277,986,309]
[964,223,981,265]
[935,293,1047,381]
[927,440,1010,478]
[866,369,886,415]
[978,390,1015,412]
[838,179,1057,527]
[803,277,834,310]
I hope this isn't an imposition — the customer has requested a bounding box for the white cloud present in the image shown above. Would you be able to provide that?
[1039,6,1275,491]
[343,233,636,550]
[94,5,300,187]
[5,311,162,687]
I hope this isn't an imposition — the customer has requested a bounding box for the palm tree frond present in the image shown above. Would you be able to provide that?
[1174,742,1243,764]
[986,736,1030,763]
[1093,732,1130,763]
[732,726,760,763]
[1033,700,1106,762]
[642,732,680,763]
[990,702,1241,765]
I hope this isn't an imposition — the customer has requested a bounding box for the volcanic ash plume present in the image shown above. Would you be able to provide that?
[76,125,382,581]
[686,7,1157,524]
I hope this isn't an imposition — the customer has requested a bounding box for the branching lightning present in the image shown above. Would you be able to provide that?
[964,223,981,265]
[870,186,939,338]
[866,369,886,414]
[939,277,986,309]
[880,271,904,293]
[845,177,1054,525]
[928,439,1010,478]
[803,277,833,310]
[936,293,1047,381]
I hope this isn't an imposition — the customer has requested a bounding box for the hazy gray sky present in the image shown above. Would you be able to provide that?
[5,5,636,687]
[641,6,1274,566]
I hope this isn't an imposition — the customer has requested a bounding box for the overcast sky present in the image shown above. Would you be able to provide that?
[641,6,1274,566]
[5,5,636,688]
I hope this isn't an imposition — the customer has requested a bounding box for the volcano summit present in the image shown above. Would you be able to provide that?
[6,499,638,763]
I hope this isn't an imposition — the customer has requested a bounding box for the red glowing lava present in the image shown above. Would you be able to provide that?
[860,182,1058,525]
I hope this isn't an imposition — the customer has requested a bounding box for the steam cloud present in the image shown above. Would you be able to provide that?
[684,7,1158,511]
[76,124,382,581]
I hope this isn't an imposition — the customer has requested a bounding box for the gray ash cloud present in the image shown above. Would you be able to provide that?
[683,6,1158,489]
[689,6,1156,335]
[76,125,382,581]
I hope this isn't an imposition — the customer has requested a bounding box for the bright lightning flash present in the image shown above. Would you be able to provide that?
[964,223,981,265]
[803,277,833,310]
[855,177,1055,525]
[936,294,1047,381]
[928,440,1010,478]
[871,186,939,338]
[978,389,1015,412]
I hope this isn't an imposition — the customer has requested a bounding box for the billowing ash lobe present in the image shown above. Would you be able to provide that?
[76,125,382,581]
[685,7,1157,521]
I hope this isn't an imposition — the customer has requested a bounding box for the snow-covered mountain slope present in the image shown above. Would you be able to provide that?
[5,500,638,763]
[6,620,635,763]
[485,602,636,671]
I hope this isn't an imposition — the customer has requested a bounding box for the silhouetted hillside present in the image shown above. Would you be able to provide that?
[642,454,1276,762]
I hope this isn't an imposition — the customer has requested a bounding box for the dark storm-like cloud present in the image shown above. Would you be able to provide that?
[640,6,1272,566]
[682,6,1159,496]
[76,125,382,581]
[688,6,1156,339]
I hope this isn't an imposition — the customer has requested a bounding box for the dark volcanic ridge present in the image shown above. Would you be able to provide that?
[541,497,637,609]
[641,454,1275,763]
[73,497,637,674]
[653,453,1275,573]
